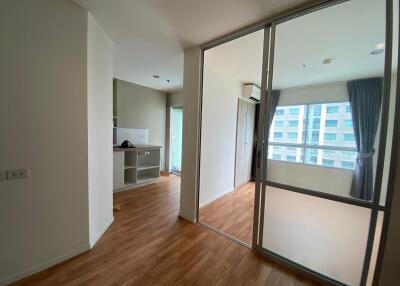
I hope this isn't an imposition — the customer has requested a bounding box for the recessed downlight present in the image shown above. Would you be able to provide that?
[376,43,385,50]
[153,75,160,79]
[370,43,385,55]
[323,58,332,64]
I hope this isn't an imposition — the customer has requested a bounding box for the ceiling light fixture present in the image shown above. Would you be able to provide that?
[323,58,332,64]
[166,80,170,83]
[153,75,160,79]
[370,43,385,55]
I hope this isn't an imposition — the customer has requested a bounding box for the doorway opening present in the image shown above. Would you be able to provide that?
[198,29,264,246]
[170,106,183,174]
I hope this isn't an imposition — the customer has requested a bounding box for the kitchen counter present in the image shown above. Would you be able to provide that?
[113,145,161,152]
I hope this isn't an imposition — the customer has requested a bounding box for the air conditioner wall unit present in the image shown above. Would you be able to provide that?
[243,83,261,102]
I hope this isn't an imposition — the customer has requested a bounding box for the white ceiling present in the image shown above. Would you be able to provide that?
[205,0,389,90]
[74,0,312,92]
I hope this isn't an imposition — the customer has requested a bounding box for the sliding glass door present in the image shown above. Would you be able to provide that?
[171,107,183,173]
[254,0,398,285]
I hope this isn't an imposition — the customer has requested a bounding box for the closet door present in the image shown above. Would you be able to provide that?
[244,102,255,183]
[235,99,247,187]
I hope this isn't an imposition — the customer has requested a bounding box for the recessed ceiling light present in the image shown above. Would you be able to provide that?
[376,43,385,50]
[153,75,160,79]
[370,49,384,55]
[323,58,332,64]
[370,43,385,55]
[166,79,170,83]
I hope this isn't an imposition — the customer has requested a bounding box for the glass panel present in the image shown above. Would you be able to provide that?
[367,211,384,286]
[380,0,399,206]
[269,105,306,144]
[266,0,386,202]
[263,187,371,285]
[304,148,357,169]
[199,29,264,245]
[261,0,388,285]
[171,107,183,172]
[267,145,304,163]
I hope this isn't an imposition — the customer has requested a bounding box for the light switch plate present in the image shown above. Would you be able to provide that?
[6,169,28,180]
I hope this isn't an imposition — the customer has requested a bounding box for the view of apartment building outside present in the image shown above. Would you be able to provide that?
[268,102,357,170]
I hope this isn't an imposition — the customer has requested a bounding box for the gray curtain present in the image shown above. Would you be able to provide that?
[269,90,281,127]
[347,77,383,201]
[251,90,280,180]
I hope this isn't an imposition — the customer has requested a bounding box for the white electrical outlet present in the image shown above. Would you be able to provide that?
[6,169,28,180]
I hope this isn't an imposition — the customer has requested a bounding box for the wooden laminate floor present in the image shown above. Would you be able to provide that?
[12,175,319,286]
[199,182,255,244]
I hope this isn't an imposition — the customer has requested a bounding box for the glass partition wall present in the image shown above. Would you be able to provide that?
[198,0,398,285]
[199,30,264,245]
[253,0,398,285]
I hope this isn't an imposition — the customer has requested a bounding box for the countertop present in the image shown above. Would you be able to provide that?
[113,145,161,152]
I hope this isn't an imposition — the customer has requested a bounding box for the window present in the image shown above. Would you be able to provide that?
[273,154,282,160]
[343,151,356,156]
[288,132,298,139]
[324,133,337,140]
[341,161,355,169]
[344,119,353,128]
[325,120,338,127]
[273,146,281,152]
[289,107,300,115]
[313,105,321,116]
[322,159,334,167]
[323,149,335,156]
[312,118,320,129]
[344,133,355,141]
[346,105,351,113]
[310,131,320,143]
[269,102,356,169]
[326,105,339,113]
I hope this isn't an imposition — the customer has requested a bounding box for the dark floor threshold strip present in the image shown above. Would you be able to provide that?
[199,222,252,249]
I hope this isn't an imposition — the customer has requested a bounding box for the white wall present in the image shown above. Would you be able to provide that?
[199,63,244,207]
[267,160,353,197]
[168,90,183,107]
[180,48,202,222]
[0,0,89,284]
[278,81,348,105]
[87,14,114,247]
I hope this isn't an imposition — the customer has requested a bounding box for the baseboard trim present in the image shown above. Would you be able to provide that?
[199,188,234,208]
[90,215,114,248]
[178,212,197,223]
[1,243,90,286]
